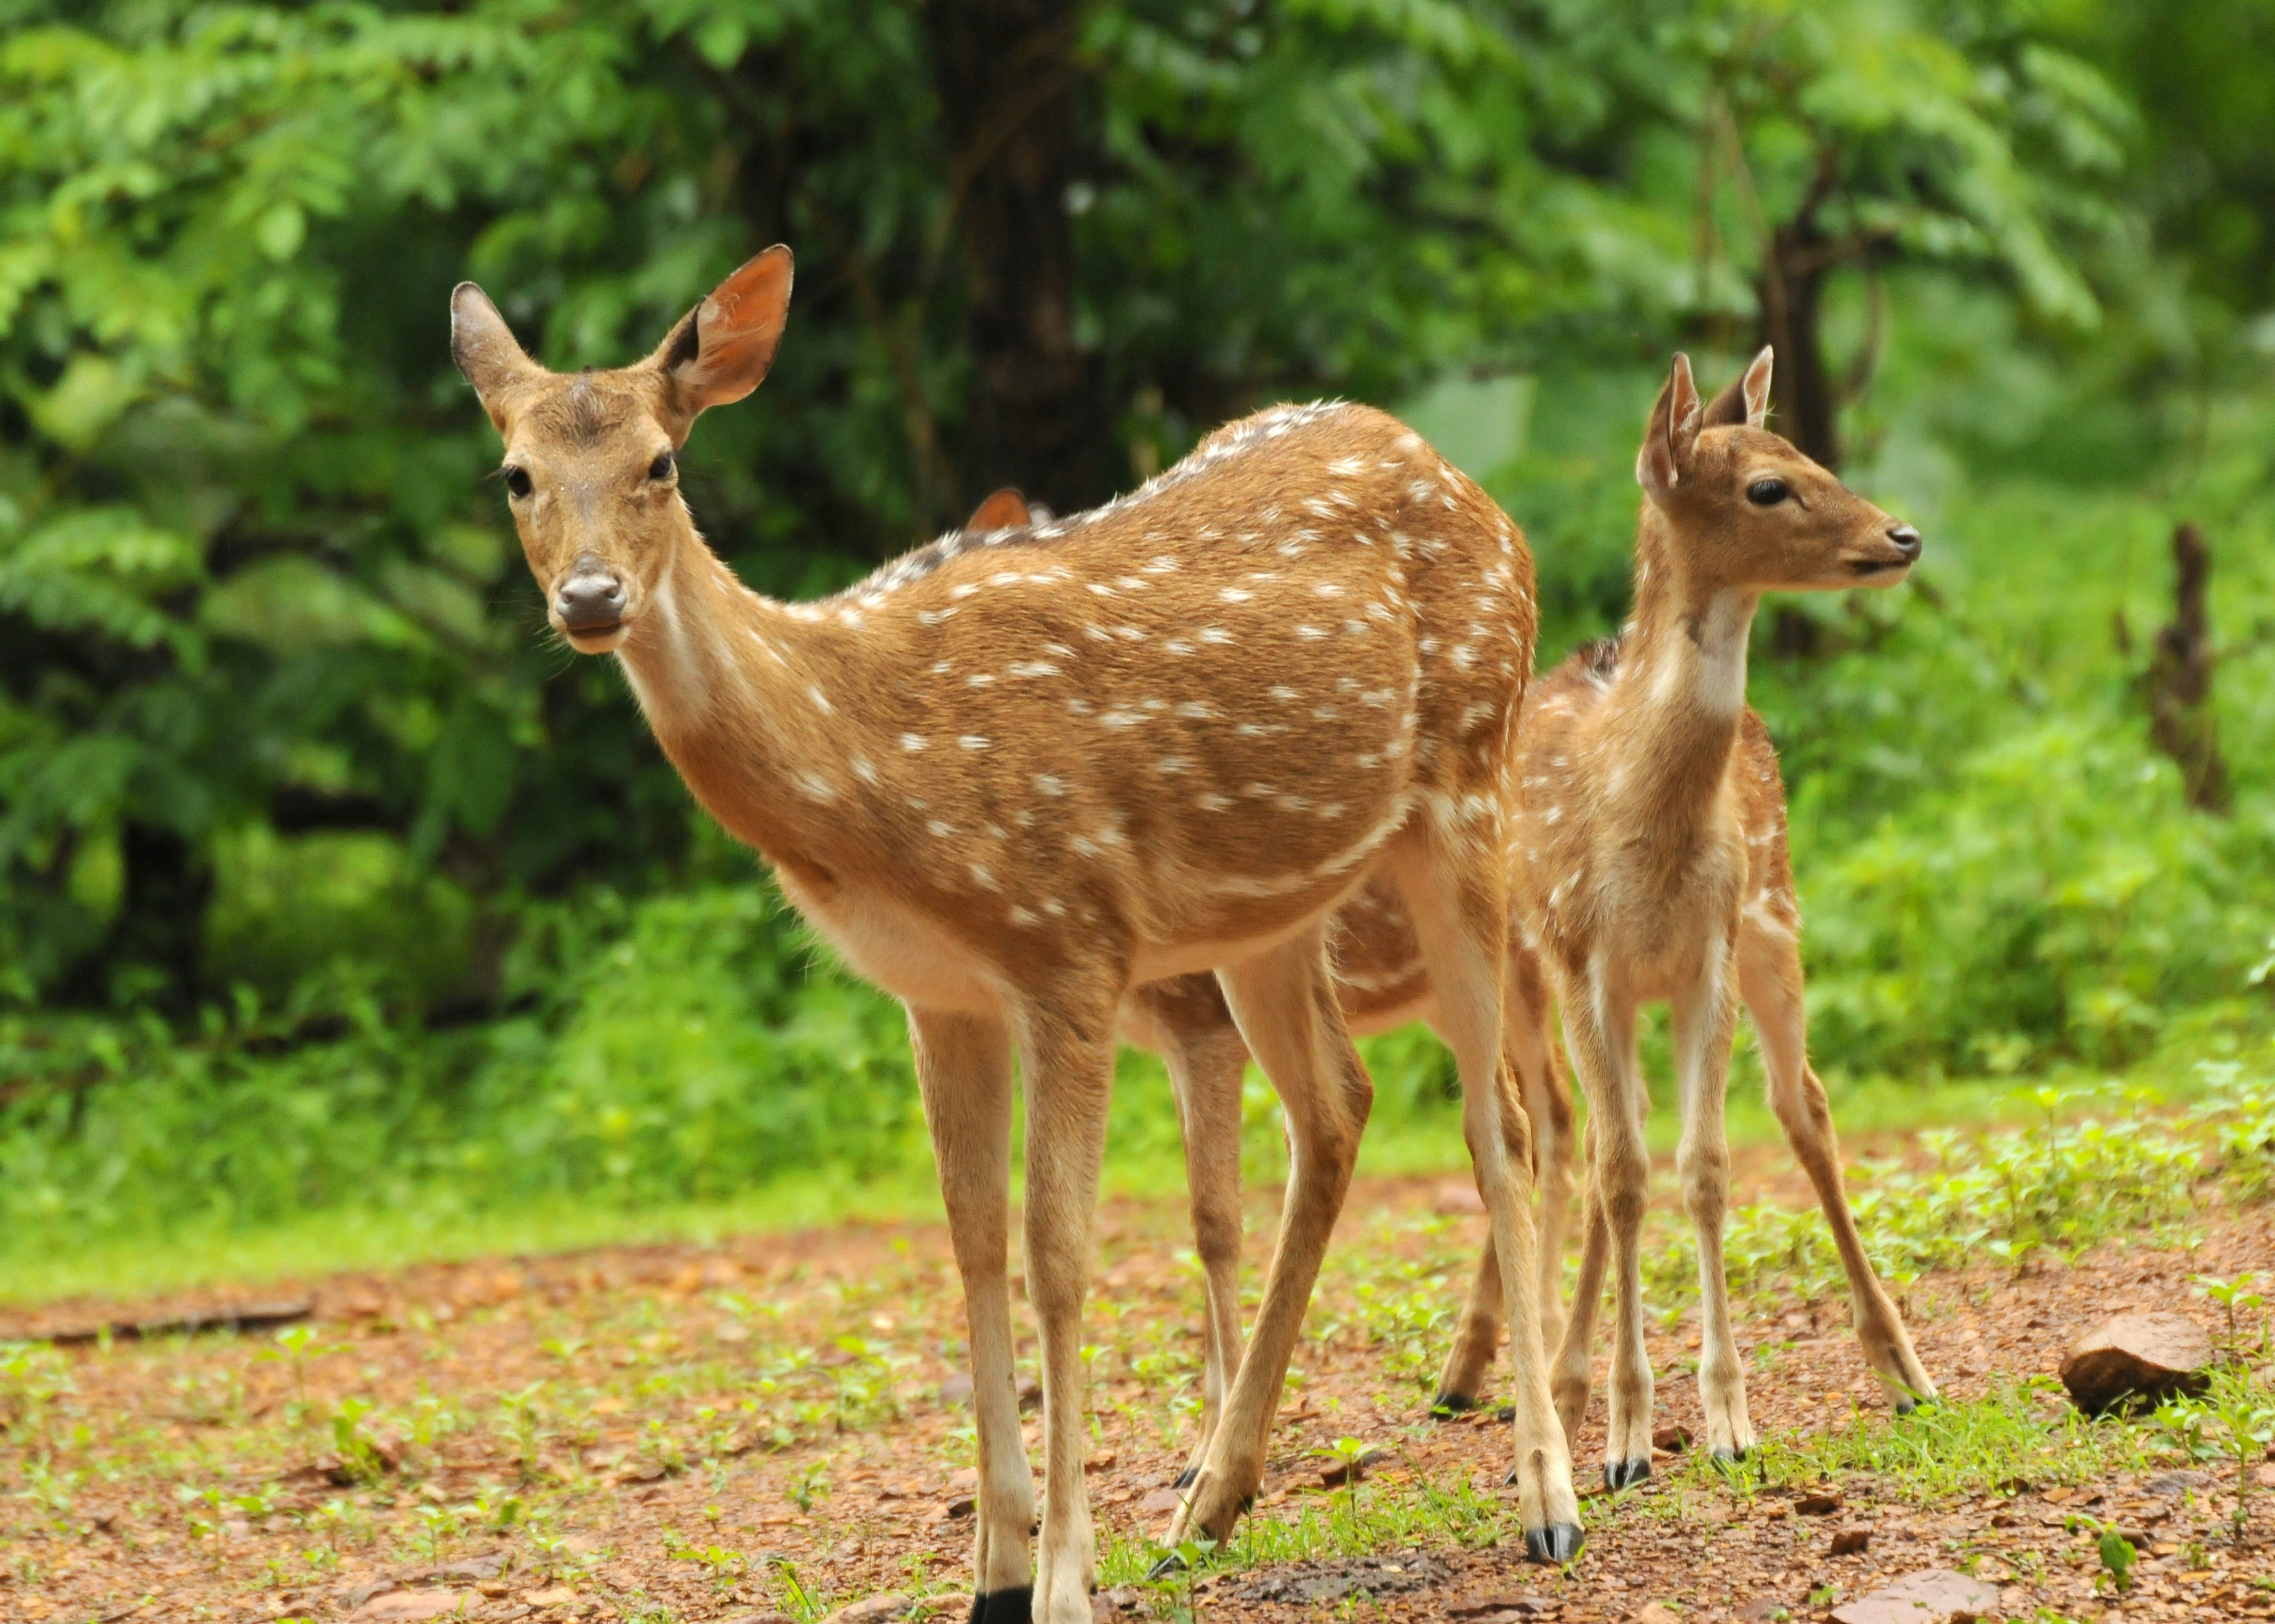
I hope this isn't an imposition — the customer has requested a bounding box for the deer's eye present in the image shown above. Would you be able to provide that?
[649,451,675,482]
[504,466,533,500]
[1746,477,1788,506]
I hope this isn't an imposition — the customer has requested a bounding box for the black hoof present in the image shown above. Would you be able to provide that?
[1603,1457,1651,1491]
[1524,1522,1584,1565]
[1430,1392,1479,1418]
[1495,1404,1515,1422]
[1896,1392,1934,1417]
[1172,1465,1198,1489]
[1709,1446,1748,1472]
[970,1588,1033,1624]
[1146,1554,1185,1581]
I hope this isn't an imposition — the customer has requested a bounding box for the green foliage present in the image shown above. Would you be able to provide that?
[1646,1070,2275,1307]
[0,0,2270,1275]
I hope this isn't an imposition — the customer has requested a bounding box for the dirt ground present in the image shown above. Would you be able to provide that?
[2,1148,2271,1624]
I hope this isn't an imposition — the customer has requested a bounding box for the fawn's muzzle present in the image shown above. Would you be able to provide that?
[1886,524,1922,561]
[555,570,626,634]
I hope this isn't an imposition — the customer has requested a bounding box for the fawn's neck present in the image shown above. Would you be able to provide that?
[612,531,854,880]
[1606,511,1758,830]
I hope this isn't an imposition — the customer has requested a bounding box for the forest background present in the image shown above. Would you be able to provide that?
[4,0,2274,1300]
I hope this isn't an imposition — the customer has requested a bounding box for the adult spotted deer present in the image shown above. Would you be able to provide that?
[450,248,1584,1624]
[954,491,1575,1486]
[1474,350,1938,1487]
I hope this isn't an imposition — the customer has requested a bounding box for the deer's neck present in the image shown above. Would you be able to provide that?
[1606,515,1758,832]
[612,532,852,880]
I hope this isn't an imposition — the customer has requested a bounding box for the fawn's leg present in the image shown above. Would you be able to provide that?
[1389,830,1581,1562]
[1129,977,1253,1486]
[1556,979,1651,1489]
[1167,925,1370,1545]
[1672,939,1754,1463]
[1739,920,1938,1410]
[1551,1127,1612,1446]
[1007,988,1122,1624]
[908,1006,1033,1623]
[1432,941,1574,1411]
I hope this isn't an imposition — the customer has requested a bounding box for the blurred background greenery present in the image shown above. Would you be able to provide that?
[3,0,2273,1296]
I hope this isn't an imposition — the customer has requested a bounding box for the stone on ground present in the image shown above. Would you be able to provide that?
[2058,1311,2213,1414]
[1828,1569,2001,1624]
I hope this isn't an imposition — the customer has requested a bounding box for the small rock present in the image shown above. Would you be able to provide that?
[521,1589,578,1609]
[1085,1450,1119,1474]
[939,1372,975,1406]
[1447,1596,1552,1617]
[1796,1491,1844,1516]
[1831,1526,1872,1555]
[1106,1587,1144,1613]
[353,1595,473,1623]
[1138,1487,1185,1514]
[1629,1606,1683,1624]
[1651,1424,1691,1455]
[932,1495,976,1523]
[2058,1312,2212,1415]
[826,1594,912,1624]
[1318,1445,1389,1488]
[1829,1568,2000,1624]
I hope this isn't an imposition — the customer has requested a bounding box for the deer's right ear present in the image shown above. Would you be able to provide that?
[656,246,794,427]
[450,284,543,434]
[1636,352,1703,502]
[963,487,1031,533]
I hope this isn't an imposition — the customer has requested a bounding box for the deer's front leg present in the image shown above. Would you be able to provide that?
[1672,942,1754,1465]
[908,1005,1033,1622]
[1559,982,1652,1489]
[1010,993,1120,1624]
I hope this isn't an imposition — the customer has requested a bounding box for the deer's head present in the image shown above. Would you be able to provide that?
[1635,348,1920,594]
[450,248,795,653]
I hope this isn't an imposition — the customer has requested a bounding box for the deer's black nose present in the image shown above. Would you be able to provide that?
[556,571,626,631]
[1886,524,1922,560]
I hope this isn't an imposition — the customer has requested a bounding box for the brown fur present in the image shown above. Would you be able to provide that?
[451,248,1585,1616]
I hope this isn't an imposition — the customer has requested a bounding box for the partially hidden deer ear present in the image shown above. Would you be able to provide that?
[1636,352,1703,500]
[450,283,544,434]
[654,246,794,426]
[1702,345,1773,430]
[963,487,1031,533]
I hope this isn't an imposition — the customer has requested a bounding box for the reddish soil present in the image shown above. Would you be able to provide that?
[2,1160,2271,1624]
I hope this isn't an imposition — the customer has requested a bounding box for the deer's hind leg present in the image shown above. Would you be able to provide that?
[1431,940,1574,1413]
[1125,976,1252,1488]
[1738,916,1937,1411]
[907,1006,1034,1623]
[1168,923,1371,1546]
[1387,826,1581,1562]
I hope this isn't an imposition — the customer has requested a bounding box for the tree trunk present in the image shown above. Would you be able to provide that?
[927,0,1116,515]
[2142,522,2232,814]
[63,821,214,1015]
[1755,212,1841,470]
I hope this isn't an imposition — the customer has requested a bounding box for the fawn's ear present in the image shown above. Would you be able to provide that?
[1636,352,1703,501]
[1702,345,1773,430]
[450,284,545,434]
[963,487,1031,532]
[654,246,794,428]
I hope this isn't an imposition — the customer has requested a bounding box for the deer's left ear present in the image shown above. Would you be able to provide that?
[450,283,545,434]
[1636,353,1703,501]
[654,246,794,427]
[1702,345,1773,430]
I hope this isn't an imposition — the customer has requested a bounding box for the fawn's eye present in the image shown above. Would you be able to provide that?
[504,466,533,500]
[1746,477,1788,506]
[649,451,675,482]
